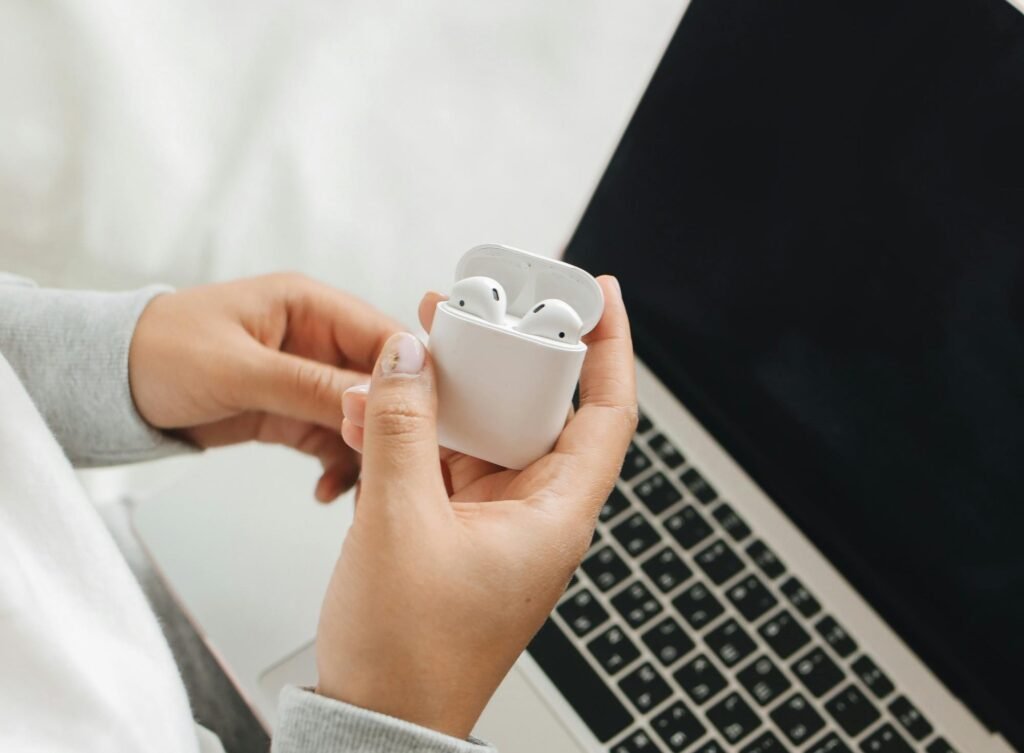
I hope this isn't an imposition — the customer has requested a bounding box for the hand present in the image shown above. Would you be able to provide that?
[315,276,636,738]
[128,273,402,501]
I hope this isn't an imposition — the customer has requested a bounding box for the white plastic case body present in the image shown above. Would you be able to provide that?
[428,244,605,470]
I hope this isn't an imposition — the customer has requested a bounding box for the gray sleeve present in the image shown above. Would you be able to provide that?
[0,274,194,467]
[272,686,497,753]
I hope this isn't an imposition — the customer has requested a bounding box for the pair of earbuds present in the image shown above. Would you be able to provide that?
[446,276,584,344]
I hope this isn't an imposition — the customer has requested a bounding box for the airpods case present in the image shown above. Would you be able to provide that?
[428,244,605,469]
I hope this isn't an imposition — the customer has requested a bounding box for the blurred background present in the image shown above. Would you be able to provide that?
[0,0,687,735]
[0,0,686,324]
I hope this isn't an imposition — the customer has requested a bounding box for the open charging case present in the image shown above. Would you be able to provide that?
[427,244,604,469]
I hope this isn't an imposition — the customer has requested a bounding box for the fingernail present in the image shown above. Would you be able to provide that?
[379,332,425,376]
[344,383,370,395]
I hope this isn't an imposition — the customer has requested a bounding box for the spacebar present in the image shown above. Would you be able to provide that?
[526,620,633,743]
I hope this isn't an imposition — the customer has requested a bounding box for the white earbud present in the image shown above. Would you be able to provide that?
[447,276,507,324]
[514,298,584,344]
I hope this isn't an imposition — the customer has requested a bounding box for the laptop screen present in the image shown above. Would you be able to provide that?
[565,0,1024,746]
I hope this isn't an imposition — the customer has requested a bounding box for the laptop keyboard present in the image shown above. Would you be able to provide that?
[527,409,957,753]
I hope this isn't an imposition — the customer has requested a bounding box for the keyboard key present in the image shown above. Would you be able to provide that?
[711,503,751,541]
[621,442,653,481]
[740,731,788,753]
[808,732,853,753]
[636,411,653,435]
[758,610,811,659]
[648,433,685,469]
[726,574,778,622]
[852,655,895,699]
[634,471,682,514]
[665,505,714,550]
[695,742,728,753]
[888,695,933,740]
[680,467,717,503]
[642,617,696,666]
[612,513,661,557]
[566,573,579,592]
[925,738,957,753]
[791,646,845,697]
[591,527,603,547]
[612,729,658,753]
[673,581,725,630]
[674,653,728,705]
[601,486,632,523]
[859,723,914,753]
[707,691,761,745]
[583,546,632,592]
[557,588,609,637]
[815,616,857,658]
[745,540,786,579]
[780,576,821,617]
[825,684,880,737]
[527,620,633,742]
[587,625,641,675]
[652,700,707,752]
[619,662,672,713]
[736,655,791,706]
[642,547,693,593]
[612,580,663,628]
[705,618,756,667]
[695,539,745,585]
[771,693,825,746]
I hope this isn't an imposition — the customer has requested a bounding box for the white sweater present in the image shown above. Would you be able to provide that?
[0,343,206,751]
[0,277,493,753]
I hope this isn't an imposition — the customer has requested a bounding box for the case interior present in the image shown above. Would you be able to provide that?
[454,244,605,334]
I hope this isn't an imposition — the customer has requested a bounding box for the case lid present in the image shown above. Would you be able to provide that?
[455,244,605,333]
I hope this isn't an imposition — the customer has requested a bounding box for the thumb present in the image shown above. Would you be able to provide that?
[360,332,447,504]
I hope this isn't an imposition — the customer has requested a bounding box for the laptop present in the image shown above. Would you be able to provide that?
[133,0,1024,750]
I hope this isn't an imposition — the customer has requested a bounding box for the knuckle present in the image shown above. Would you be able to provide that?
[294,361,339,402]
[269,270,314,296]
[368,398,430,439]
[274,270,309,285]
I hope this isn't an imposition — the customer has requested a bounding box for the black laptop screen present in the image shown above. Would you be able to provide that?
[565,0,1024,745]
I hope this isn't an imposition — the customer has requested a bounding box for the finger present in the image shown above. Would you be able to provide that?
[315,459,360,502]
[360,332,448,505]
[186,413,358,480]
[417,291,446,334]
[442,449,504,493]
[342,384,369,428]
[346,378,501,487]
[341,417,364,453]
[181,413,263,448]
[194,413,362,501]
[251,347,370,429]
[545,276,637,511]
[346,382,501,488]
[284,276,404,372]
[264,422,360,492]
[347,387,502,487]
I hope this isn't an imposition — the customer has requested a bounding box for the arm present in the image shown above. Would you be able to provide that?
[0,274,185,466]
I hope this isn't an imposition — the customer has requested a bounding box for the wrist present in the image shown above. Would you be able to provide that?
[127,289,177,428]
